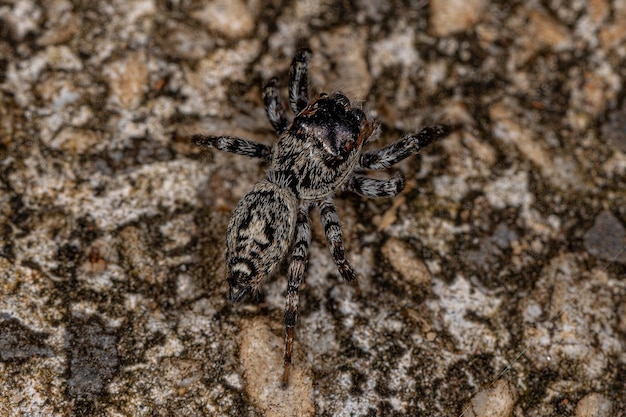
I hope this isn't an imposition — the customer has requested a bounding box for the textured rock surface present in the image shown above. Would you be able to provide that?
[1,0,624,416]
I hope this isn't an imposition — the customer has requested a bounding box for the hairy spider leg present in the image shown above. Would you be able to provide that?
[359,125,449,170]
[289,48,312,114]
[282,202,312,386]
[263,77,288,134]
[192,135,272,160]
[346,173,407,198]
[319,196,358,285]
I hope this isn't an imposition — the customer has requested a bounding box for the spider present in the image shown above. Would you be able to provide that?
[193,48,449,386]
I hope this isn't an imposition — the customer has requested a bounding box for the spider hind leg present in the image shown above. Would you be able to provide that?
[282,202,312,387]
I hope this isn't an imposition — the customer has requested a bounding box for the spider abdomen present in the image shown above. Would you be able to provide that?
[225,179,298,302]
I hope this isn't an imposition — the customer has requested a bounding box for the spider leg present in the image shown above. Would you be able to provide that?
[346,173,406,198]
[319,196,358,285]
[289,48,312,114]
[359,125,449,170]
[262,77,288,134]
[192,135,272,160]
[282,202,312,387]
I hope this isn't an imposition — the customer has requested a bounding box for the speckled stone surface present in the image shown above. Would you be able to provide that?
[1,1,625,416]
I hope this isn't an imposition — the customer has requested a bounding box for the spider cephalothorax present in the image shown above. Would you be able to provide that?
[193,48,448,386]
[268,92,378,200]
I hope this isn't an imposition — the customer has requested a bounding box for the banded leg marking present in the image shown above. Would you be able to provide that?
[347,173,406,198]
[359,125,449,170]
[192,135,272,160]
[289,48,312,114]
[263,77,288,134]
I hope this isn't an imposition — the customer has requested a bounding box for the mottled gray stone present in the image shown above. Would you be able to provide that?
[66,315,120,400]
[602,101,626,153]
[584,210,626,265]
[0,317,53,363]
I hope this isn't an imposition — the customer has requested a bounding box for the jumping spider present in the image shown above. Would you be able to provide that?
[193,49,448,386]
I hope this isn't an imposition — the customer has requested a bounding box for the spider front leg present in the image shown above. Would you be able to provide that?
[192,135,272,161]
[359,125,449,170]
[263,77,288,134]
[282,202,312,387]
[346,173,406,198]
[319,196,358,285]
[289,48,312,114]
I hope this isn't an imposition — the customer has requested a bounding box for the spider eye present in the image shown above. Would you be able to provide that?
[351,108,365,123]
[333,93,351,108]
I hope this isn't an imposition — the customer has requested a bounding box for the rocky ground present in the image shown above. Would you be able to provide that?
[1,0,625,416]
